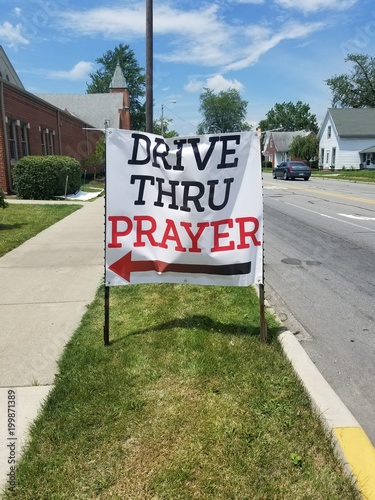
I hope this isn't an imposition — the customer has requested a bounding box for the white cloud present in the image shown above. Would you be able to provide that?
[185,74,244,93]
[231,0,264,3]
[274,0,357,14]
[14,8,22,17]
[0,21,29,48]
[48,61,94,80]
[205,75,244,92]
[58,4,326,72]
[185,78,204,93]
[222,20,325,72]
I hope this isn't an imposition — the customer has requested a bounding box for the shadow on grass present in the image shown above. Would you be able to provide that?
[110,314,281,345]
[0,222,27,231]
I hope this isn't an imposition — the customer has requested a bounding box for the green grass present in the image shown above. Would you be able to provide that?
[81,179,105,192]
[10,284,359,499]
[312,169,375,182]
[0,204,81,257]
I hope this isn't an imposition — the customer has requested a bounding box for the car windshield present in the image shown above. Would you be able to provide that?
[290,162,306,167]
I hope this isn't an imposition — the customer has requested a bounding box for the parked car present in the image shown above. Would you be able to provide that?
[273,161,311,181]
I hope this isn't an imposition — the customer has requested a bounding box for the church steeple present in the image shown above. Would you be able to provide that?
[109,62,128,90]
[109,61,131,130]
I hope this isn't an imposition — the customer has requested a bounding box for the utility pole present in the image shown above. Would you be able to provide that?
[145,0,153,133]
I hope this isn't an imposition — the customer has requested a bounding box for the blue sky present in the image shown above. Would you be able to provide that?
[1,0,374,135]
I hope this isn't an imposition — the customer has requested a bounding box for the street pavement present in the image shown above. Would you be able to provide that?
[0,196,374,498]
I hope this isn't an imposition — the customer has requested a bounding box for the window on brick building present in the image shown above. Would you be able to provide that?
[41,129,48,155]
[8,121,18,162]
[48,131,55,155]
[21,124,29,157]
[41,129,55,155]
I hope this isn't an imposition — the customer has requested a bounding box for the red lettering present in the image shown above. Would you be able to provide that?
[210,219,235,252]
[180,222,209,252]
[235,217,261,248]
[133,215,158,247]
[108,216,132,248]
[108,215,261,253]
[159,219,186,252]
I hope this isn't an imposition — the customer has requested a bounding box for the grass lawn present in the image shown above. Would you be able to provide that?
[312,169,375,182]
[10,284,359,499]
[0,204,81,257]
[81,178,105,192]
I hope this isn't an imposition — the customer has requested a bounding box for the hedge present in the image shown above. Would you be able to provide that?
[0,188,8,209]
[12,156,81,200]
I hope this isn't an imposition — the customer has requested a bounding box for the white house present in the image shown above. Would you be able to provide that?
[318,108,375,170]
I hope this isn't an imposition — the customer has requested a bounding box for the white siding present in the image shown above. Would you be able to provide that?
[319,112,375,170]
[336,137,375,170]
[319,118,339,169]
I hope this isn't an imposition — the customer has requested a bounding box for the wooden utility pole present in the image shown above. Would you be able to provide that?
[145,0,153,133]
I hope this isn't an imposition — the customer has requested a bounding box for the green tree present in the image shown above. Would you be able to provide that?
[153,118,179,138]
[289,134,318,162]
[81,136,105,174]
[87,44,146,131]
[197,88,251,134]
[258,101,318,134]
[326,53,375,108]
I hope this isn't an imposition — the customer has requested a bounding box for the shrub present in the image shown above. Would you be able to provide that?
[81,136,105,175]
[0,188,8,209]
[262,161,272,169]
[12,156,81,199]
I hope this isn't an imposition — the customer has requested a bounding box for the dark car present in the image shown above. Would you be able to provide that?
[273,161,311,181]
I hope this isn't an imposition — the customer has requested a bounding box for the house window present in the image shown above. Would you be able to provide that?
[48,131,55,155]
[21,124,29,157]
[326,151,330,165]
[41,129,47,155]
[320,148,324,165]
[332,147,336,166]
[327,126,331,139]
[8,121,18,162]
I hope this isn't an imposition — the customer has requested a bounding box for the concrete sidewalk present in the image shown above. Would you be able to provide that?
[0,198,104,494]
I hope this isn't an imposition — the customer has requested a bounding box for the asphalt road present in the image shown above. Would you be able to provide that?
[263,173,375,445]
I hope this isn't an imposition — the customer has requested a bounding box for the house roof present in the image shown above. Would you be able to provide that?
[264,130,310,152]
[359,145,375,153]
[0,45,24,89]
[327,108,375,137]
[35,93,124,129]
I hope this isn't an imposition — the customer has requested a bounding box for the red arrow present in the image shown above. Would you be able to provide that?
[108,252,251,283]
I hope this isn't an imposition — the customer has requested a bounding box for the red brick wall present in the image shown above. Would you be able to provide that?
[0,82,102,193]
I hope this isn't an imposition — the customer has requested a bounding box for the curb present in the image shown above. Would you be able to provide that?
[279,330,375,500]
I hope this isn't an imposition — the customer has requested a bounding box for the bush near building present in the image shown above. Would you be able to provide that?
[12,156,81,200]
[0,188,8,208]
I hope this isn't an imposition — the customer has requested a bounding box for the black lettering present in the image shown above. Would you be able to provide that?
[172,139,187,171]
[217,135,240,169]
[207,178,234,210]
[152,137,172,170]
[188,136,220,171]
[128,133,151,165]
[180,181,205,212]
[130,175,155,205]
[154,178,180,210]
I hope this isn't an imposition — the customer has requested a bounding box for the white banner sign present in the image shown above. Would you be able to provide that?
[105,129,263,286]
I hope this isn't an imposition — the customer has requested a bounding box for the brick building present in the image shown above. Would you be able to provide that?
[0,47,130,194]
